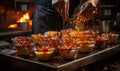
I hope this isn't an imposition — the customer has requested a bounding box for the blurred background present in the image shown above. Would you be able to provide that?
[0,0,119,38]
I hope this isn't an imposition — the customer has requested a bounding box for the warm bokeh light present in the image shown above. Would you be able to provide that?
[17,12,32,27]
[29,20,32,27]
[8,24,18,28]
[17,12,30,22]
[8,12,32,29]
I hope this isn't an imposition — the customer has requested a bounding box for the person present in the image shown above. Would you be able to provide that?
[32,0,99,34]
[32,0,69,34]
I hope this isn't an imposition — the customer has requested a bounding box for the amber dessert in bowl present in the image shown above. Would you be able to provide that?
[60,29,73,38]
[84,30,99,38]
[77,40,95,53]
[58,44,79,59]
[69,30,84,37]
[12,36,33,56]
[38,37,51,45]
[44,31,61,40]
[31,34,43,44]
[102,33,119,44]
[95,36,108,49]
[34,45,55,60]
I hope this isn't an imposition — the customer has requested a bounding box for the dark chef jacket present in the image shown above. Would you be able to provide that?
[32,0,63,34]
[32,0,81,34]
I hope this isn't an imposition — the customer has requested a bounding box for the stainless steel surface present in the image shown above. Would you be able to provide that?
[0,29,32,38]
[116,13,120,26]
[20,4,28,11]
[0,41,10,47]
[14,0,36,11]
[17,22,29,28]
[102,21,111,32]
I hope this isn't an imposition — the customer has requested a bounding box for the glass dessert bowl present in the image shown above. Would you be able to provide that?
[102,33,119,44]
[95,36,108,49]
[58,44,79,59]
[12,36,33,56]
[34,45,55,60]
[77,40,95,53]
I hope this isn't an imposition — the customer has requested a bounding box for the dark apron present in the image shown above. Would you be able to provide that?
[32,0,63,34]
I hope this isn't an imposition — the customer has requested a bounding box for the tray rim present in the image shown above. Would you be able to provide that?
[0,44,120,71]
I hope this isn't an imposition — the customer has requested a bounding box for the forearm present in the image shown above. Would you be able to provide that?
[77,0,99,19]
[52,0,69,22]
[89,0,99,6]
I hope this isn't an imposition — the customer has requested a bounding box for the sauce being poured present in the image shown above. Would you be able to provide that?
[69,14,88,31]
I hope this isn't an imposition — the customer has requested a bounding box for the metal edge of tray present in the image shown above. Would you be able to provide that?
[0,44,120,71]
[56,44,120,71]
[0,52,57,71]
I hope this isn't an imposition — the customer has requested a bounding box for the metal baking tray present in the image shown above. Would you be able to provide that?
[0,44,120,71]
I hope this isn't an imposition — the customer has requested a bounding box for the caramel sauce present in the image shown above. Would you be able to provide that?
[69,14,88,31]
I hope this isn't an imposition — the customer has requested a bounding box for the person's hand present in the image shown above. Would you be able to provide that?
[78,0,97,19]
[52,0,69,22]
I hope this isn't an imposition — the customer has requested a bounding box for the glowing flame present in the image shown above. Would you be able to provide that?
[8,24,18,28]
[17,12,30,22]
[29,20,32,27]
[8,12,32,29]
[17,12,32,27]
